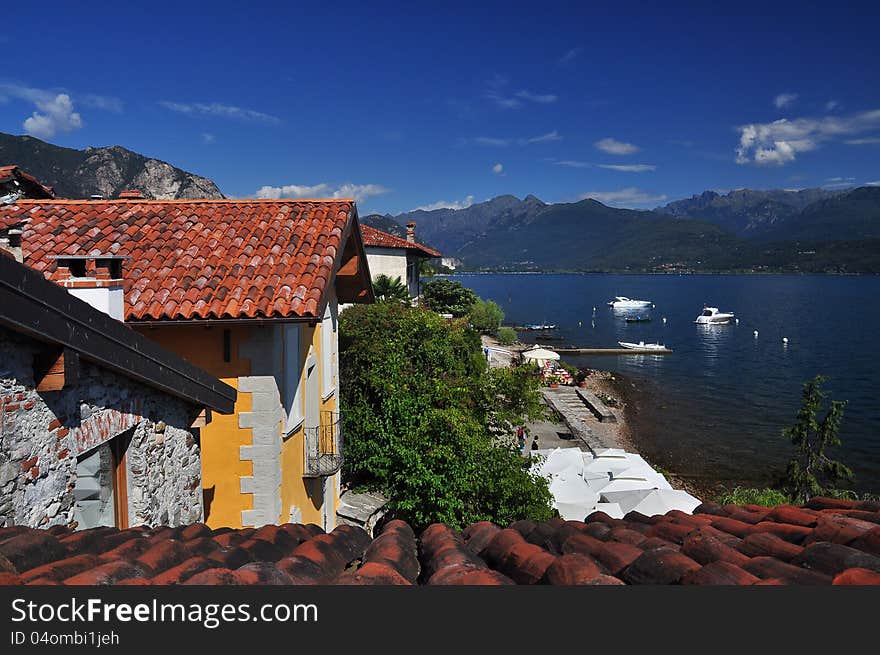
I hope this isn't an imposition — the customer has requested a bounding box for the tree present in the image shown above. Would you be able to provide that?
[468,298,504,334]
[339,302,554,530]
[372,274,410,304]
[422,279,477,317]
[496,326,517,345]
[782,375,852,504]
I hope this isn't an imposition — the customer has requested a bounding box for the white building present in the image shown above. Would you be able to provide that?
[361,222,441,300]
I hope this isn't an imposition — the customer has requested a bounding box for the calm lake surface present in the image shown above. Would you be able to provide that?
[448,273,880,492]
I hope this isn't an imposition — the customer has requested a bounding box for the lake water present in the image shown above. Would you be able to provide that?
[447,273,880,492]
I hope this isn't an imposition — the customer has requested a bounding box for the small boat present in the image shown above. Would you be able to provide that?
[522,323,557,330]
[695,306,735,325]
[625,315,651,323]
[608,296,653,309]
[618,341,667,351]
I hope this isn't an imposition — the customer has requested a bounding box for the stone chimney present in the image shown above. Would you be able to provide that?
[50,255,127,321]
[0,222,25,262]
[406,221,416,243]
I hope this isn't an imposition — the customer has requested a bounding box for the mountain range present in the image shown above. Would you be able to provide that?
[0,132,223,200]
[2,131,877,273]
[362,186,880,273]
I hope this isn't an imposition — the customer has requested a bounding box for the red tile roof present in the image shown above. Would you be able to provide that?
[360,224,441,258]
[0,165,55,199]
[0,199,366,321]
[2,497,879,585]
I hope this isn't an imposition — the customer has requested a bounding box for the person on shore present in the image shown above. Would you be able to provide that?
[531,436,539,451]
[517,426,525,452]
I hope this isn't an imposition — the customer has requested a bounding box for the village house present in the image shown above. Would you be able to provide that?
[361,222,440,300]
[0,197,374,531]
[0,252,235,530]
[0,166,56,204]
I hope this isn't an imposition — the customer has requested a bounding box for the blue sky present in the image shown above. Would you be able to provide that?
[1,1,879,214]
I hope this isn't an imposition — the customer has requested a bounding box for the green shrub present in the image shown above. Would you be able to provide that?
[496,326,517,345]
[339,303,553,530]
[715,487,791,507]
[422,279,477,316]
[468,298,504,334]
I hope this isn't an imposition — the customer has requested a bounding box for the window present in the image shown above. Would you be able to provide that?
[321,301,338,399]
[283,324,304,435]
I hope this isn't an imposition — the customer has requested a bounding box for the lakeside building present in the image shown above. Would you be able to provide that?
[361,222,440,301]
[0,253,235,530]
[0,198,374,531]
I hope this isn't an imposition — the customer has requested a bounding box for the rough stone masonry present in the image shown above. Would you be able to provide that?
[0,328,204,529]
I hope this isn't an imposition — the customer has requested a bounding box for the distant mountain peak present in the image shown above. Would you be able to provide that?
[0,132,224,200]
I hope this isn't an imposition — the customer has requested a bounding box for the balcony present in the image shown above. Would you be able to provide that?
[303,410,343,477]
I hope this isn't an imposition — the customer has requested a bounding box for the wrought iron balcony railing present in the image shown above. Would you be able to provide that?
[303,410,342,478]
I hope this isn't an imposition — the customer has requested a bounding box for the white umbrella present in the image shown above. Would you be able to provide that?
[592,502,625,519]
[521,347,560,363]
[599,476,672,494]
[556,500,601,521]
[600,488,702,517]
[536,447,584,476]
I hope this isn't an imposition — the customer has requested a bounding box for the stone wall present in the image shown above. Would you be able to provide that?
[0,328,204,529]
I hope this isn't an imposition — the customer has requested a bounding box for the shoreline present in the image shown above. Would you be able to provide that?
[483,333,721,501]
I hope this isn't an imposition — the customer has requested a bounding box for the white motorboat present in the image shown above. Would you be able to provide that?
[607,296,653,309]
[618,341,667,351]
[695,306,735,324]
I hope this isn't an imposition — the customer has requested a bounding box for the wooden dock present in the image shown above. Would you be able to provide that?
[544,347,673,355]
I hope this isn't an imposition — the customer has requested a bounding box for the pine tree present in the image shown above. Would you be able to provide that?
[783,375,852,504]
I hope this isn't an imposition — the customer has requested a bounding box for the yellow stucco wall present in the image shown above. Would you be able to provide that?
[134,325,254,529]
[136,315,340,530]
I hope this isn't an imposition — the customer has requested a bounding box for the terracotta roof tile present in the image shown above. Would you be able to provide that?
[681,561,760,586]
[621,548,702,585]
[5,497,880,585]
[1,199,359,321]
[541,553,604,585]
[360,225,441,258]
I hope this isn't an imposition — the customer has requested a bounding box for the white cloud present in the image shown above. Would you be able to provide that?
[254,183,389,203]
[823,176,856,189]
[201,132,216,144]
[580,187,667,207]
[492,163,504,175]
[160,100,280,125]
[484,74,557,109]
[826,100,840,112]
[554,160,591,168]
[515,90,558,104]
[736,109,880,166]
[598,164,656,172]
[845,137,880,145]
[472,130,561,146]
[866,180,880,186]
[525,130,561,144]
[23,93,82,139]
[774,93,799,109]
[474,136,512,146]
[0,84,86,139]
[81,94,123,112]
[594,137,640,155]
[412,195,475,212]
[558,47,582,65]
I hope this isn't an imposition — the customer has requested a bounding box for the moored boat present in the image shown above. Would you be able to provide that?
[694,306,735,325]
[607,296,653,309]
[618,341,667,351]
